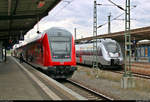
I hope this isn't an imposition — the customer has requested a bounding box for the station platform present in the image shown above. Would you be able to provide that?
[0,56,51,100]
[0,56,86,100]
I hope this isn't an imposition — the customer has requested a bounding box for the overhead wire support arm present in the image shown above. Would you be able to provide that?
[108,0,125,11]
[97,5,136,29]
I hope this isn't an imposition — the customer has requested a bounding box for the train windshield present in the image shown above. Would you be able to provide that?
[103,42,120,53]
[48,36,71,59]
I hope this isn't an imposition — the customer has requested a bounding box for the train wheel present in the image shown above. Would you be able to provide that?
[118,65,124,71]
[98,63,103,69]
[61,78,67,80]
[92,62,95,68]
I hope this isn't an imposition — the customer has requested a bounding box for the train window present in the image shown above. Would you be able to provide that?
[76,51,80,57]
[41,45,43,53]
[48,36,71,59]
[103,42,120,53]
[37,44,41,49]
[98,47,102,56]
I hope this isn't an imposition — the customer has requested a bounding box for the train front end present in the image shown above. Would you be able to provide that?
[46,28,77,79]
[102,39,123,68]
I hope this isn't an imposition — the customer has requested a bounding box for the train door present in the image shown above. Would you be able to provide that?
[35,43,43,65]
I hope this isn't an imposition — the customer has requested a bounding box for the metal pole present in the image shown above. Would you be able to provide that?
[74,28,76,40]
[4,46,6,62]
[2,47,3,61]
[92,0,99,78]
[37,16,40,33]
[108,13,111,34]
[93,0,98,68]
[124,0,131,77]
[20,31,23,40]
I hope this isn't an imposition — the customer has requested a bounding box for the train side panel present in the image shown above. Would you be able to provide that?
[42,33,51,66]
[14,27,77,79]
[71,36,76,66]
[76,39,123,68]
[25,39,44,66]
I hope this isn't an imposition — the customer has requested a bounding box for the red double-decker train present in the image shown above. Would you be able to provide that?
[14,27,77,79]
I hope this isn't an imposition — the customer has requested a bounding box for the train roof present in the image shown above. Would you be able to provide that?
[26,27,72,44]
[13,27,72,49]
[76,38,117,45]
[44,27,72,37]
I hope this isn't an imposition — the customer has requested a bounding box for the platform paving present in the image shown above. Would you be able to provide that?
[0,56,50,100]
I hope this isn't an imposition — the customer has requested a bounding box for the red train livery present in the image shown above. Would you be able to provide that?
[14,27,77,79]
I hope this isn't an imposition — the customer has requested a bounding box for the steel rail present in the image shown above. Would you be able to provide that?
[77,65,150,79]
[114,71,150,79]
[67,79,114,100]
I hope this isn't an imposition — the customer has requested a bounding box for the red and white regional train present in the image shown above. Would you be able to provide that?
[13,27,77,79]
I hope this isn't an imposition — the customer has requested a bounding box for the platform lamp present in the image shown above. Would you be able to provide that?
[36,16,41,34]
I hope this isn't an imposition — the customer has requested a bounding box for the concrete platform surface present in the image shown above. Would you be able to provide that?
[0,56,50,100]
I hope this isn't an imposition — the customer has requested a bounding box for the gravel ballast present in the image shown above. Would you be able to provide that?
[71,66,150,100]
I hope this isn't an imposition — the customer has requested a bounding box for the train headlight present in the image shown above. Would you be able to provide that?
[65,55,70,58]
[53,56,58,58]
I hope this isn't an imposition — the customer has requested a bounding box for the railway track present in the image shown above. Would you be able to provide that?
[77,64,150,79]
[15,57,114,100]
[60,79,114,100]
[13,57,87,100]
[23,60,114,100]
[114,71,150,79]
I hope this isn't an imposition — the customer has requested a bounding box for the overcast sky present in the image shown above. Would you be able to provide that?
[25,0,150,40]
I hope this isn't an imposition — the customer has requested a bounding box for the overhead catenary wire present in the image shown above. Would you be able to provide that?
[97,5,136,28]
[108,0,125,11]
